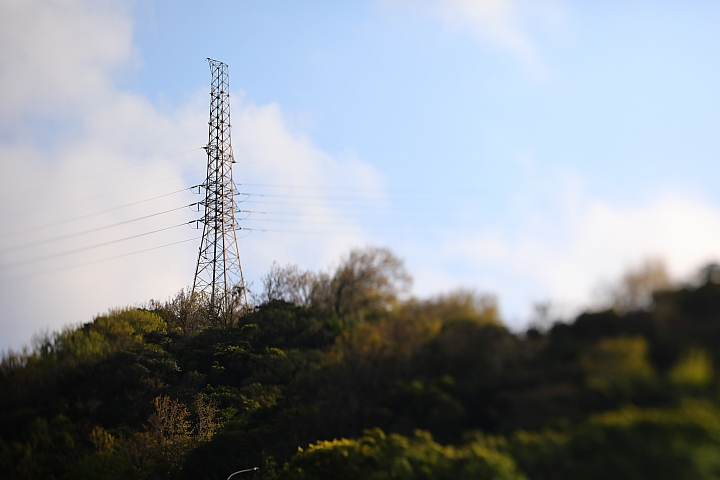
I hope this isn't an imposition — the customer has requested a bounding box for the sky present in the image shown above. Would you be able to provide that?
[2,0,720,351]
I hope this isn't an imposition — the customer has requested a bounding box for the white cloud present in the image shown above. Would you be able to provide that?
[0,0,133,121]
[380,0,567,75]
[0,0,380,351]
[412,191,720,328]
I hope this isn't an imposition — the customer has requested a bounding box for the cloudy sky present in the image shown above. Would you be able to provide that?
[2,0,720,350]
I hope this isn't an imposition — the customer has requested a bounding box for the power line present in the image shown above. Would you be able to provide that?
[2,170,204,231]
[236,193,385,203]
[0,236,201,282]
[237,192,385,201]
[236,207,449,219]
[236,188,477,201]
[238,226,366,236]
[1,203,198,253]
[239,217,400,225]
[51,169,204,209]
[236,216,442,235]
[0,221,193,270]
[237,182,490,200]
[237,199,390,209]
[2,186,200,240]
[238,182,385,193]
[34,147,204,193]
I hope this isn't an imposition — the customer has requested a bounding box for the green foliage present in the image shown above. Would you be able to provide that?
[16,308,169,368]
[62,426,135,480]
[402,289,501,325]
[512,401,720,480]
[7,253,720,478]
[282,428,525,480]
[581,336,655,395]
[669,349,714,388]
[55,327,111,362]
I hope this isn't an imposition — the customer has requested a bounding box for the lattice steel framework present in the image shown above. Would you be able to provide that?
[192,58,248,314]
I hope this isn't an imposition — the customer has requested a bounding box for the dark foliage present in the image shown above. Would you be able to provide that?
[5,255,720,479]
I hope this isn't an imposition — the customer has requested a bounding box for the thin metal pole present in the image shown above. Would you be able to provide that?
[227,467,259,480]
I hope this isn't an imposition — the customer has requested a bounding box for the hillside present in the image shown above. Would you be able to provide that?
[4,248,720,479]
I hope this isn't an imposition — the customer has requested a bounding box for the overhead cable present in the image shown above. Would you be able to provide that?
[35,147,204,192]
[1,203,198,253]
[0,221,194,270]
[0,236,201,282]
[3,186,200,239]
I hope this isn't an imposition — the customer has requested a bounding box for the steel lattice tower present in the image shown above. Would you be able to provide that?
[192,58,248,315]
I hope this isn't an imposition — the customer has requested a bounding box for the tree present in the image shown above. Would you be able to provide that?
[193,393,221,442]
[327,246,412,319]
[153,289,211,336]
[257,247,412,320]
[602,258,671,312]
[147,396,193,473]
[402,289,500,325]
[258,262,315,307]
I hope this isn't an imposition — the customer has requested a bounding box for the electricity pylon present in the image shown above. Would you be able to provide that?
[192,58,248,316]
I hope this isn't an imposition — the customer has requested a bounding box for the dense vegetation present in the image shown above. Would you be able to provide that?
[4,247,720,479]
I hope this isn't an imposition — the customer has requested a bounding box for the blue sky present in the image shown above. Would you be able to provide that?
[2,0,720,350]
